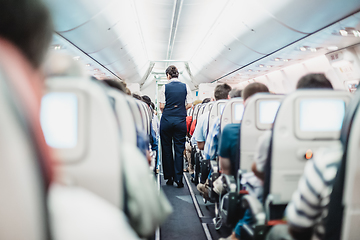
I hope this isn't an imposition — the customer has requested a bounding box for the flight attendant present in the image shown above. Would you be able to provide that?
[159,65,192,188]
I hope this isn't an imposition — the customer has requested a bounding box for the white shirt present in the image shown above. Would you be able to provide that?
[159,78,193,105]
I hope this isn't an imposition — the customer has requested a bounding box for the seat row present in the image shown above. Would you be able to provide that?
[187,88,360,239]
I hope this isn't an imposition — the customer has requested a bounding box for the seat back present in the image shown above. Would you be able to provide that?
[220,98,244,132]
[266,90,351,205]
[107,89,137,147]
[137,101,151,135]
[208,100,228,130]
[192,103,202,122]
[240,94,284,171]
[0,38,52,240]
[41,77,123,209]
[324,90,360,240]
[203,101,214,114]
[126,96,145,133]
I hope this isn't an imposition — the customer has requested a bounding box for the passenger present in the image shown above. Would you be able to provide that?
[196,84,238,197]
[103,79,127,93]
[159,65,193,188]
[203,84,233,159]
[188,99,203,136]
[194,84,232,151]
[132,93,143,100]
[184,98,211,175]
[266,73,335,240]
[142,95,159,172]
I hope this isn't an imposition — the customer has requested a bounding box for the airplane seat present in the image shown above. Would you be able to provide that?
[106,89,137,147]
[240,94,284,172]
[0,37,53,240]
[137,101,151,136]
[195,100,228,199]
[324,89,360,240]
[220,98,244,133]
[125,95,145,133]
[241,90,351,239]
[42,76,124,210]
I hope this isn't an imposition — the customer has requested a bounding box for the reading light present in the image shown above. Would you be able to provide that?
[274,58,281,61]
[86,64,91,67]
[327,46,339,51]
[305,149,313,160]
[248,69,253,72]
[283,59,289,62]
[73,56,80,61]
[94,69,99,72]
[300,47,307,52]
[258,64,264,68]
[267,65,273,68]
[310,48,317,52]
[339,29,348,36]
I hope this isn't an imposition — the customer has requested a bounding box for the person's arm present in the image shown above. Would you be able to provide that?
[159,85,165,113]
[160,103,165,113]
[197,141,205,150]
[251,162,264,181]
[219,156,231,175]
[185,84,193,109]
[204,118,220,160]
[186,103,192,110]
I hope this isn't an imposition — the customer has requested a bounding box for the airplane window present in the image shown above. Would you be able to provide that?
[218,103,225,115]
[234,104,244,121]
[259,101,281,124]
[40,92,78,148]
[299,99,345,132]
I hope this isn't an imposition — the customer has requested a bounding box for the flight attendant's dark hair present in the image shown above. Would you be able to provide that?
[165,65,179,79]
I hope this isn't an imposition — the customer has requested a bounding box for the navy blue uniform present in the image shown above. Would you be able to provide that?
[160,81,187,182]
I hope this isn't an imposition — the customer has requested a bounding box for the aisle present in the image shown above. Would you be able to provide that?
[159,173,232,240]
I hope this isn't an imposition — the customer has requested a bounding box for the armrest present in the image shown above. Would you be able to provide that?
[222,174,237,193]
[210,160,218,172]
[242,195,266,225]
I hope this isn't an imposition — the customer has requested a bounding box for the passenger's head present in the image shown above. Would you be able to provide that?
[214,83,232,100]
[165,65,179,79]
[0,0,53,69]
[296,73,333,89]
[103,79,126,93]
[193,99,202,106]
[142,95,152,107]
[132,94,142,100]
[202,98,211,104]
[229,88,242,98]
[242,82,269,104]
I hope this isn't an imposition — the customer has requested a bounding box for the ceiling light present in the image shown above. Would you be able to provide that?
[86,64,91,67]
[258,64,264,68]
[248,69,253,72]
[53,45,61,50]
[283,59,289,62]
[309,48,317,52]
[94,69,99,72]
[353,30,360,37]
[327,46,339,51]
[274,58,281,61]
[73,56,80,60]
[300,47,307,52]
[339,29,348,36]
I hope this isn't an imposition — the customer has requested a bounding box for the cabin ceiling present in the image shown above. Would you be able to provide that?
[45,0,360,88]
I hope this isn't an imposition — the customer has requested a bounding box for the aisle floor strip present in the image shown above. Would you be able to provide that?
[183,172,204,218]
[183,173,213,240]
[202,223,213,240]
[156,172,160,240]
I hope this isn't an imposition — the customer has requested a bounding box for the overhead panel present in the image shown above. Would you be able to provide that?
[45,0,114,31]
[257,0,360,33]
